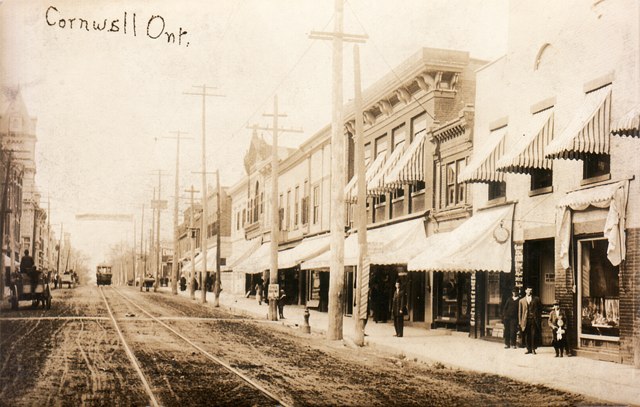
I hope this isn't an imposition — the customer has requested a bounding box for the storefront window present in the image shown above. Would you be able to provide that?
[579,238,619,339]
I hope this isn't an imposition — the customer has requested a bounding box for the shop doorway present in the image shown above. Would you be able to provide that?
[434,272,471,331]
[406,271,426,322]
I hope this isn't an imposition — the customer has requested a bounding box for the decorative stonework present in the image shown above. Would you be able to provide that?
[363,110,376,126]
[344,120,355,135]
[395,87,412,105]
[377,99,393,117]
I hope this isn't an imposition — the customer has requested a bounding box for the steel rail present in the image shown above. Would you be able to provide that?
[98,287,161,407]
[111,287,292,407]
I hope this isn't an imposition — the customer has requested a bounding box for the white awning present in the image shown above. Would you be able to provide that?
[408,204,514,273]
[458,126,507,183]
[383,130,426,190]
[611,104,640,138]
[545,85,611,160]
[301,218,426,269]
[496,110,555,174]
[223,237,261,271]
[557,180,629,267]
[278,233,331,269]
[234,242,272,275]
[345,153,386,203]
[367,143,407,195]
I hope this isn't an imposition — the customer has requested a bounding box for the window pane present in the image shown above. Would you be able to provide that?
[583,154,610,179]
[375,135,387,157]
[580,239,619,338]
[411,112,427,141]
[392,124,406,150]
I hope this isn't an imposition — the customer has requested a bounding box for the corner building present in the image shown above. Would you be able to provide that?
[465,0,640,364]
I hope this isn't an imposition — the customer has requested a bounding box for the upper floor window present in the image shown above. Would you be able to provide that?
[375,135,387,157]
[312,185,320,224]
[302,180,309,225]
[279,194,284,230]
[392,124,406,151]
[445,159,466,207]
[294,186,300,227]
[411,112,427,142]
[364,142,372,166]
[530,169,552,191]
[286,190,291,230]
[583,154,610,180]
[488,181,506,201]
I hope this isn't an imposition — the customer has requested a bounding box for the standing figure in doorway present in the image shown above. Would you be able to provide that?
[391,281,407,337]
[277,289,286,319]
[518,286,542,354]
[255,280,264,305]
[502,287,520,349]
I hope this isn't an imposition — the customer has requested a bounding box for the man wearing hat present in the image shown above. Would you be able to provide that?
[518,285,542,354]
[502,287,520,349]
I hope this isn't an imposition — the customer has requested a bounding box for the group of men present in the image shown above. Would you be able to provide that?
[503,285,571,356]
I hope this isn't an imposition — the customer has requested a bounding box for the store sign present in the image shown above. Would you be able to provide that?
[268,283,279,300]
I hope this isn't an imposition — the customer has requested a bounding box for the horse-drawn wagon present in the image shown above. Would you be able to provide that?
[8,270,52,310]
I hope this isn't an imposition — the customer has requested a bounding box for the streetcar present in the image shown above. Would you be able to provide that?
[96,265,113,286]
[7,268,52,310]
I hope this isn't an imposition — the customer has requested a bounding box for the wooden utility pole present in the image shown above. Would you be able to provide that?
[353,44,369,346]
[164,131,192,295]
[185,185,200,300]
[0,150,12,299]
[309,0,367,340]
[184,85,225,304]
[213,170,222,307]
[139,203,145,291]
[132,217,137,286]
[253,96,303,320]
[150,188,156,289]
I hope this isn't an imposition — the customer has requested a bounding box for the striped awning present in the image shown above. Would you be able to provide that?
[496,110,554,174]
[379,130,426,190]
[367,143,407,195]
[611,104,640,138]
[545,85,611,160]
[344,153,386,203]
[458,126,507,183]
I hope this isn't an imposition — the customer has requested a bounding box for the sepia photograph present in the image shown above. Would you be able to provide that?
[1,0,639,405]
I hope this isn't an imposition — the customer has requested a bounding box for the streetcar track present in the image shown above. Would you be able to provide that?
[106,286,292,407]
[98,286,161,407]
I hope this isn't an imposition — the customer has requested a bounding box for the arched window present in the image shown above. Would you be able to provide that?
[534,43,551,71]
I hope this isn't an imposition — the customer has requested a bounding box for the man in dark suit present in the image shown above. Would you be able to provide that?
[392,281,407,337]
[502,287,520,349]
[518,285,541,354]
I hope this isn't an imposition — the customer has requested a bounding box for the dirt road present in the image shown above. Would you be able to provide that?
[0,285,605,406]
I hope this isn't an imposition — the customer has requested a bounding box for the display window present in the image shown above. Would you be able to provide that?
[578,238,619,341]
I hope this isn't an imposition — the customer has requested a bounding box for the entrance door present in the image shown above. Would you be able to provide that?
[408,272,425,322]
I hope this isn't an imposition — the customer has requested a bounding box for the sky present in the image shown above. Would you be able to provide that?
[1,0,509,268]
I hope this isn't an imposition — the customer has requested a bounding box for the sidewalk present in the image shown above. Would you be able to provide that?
[162,287,640,406]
